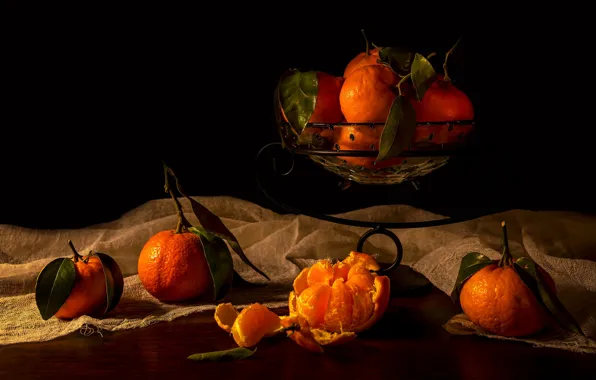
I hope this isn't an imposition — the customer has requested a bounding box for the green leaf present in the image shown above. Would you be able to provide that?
[35,258,76,320]
[450,252,495,304]
[410,53,437,101]
[95,252,124,314]
[514,258,585,336]
[377,47,414,75]
[184,195,270,281]
[278,69,318,136]
[165,164,270,281]
[190,226,234,300]
[376,95,417,162]
[187,347,256,362]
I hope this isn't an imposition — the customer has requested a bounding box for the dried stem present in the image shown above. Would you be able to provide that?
[162,161,191,234]
[443,37,461,82]
[67,240,84,263]
[361,29,370,55]
[498,221,514,267]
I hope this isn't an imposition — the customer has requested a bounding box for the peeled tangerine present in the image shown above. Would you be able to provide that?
[214,251,391,353]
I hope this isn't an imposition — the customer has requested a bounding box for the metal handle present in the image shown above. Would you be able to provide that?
[356,226,403,274]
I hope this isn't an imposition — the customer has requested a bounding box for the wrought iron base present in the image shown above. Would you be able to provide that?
[255,141,481,275]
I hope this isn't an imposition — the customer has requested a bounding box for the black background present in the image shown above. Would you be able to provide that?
[2,6,594,229]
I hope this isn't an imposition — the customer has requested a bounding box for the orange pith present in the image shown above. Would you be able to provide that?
[459,264,552,337]
[54,256,107,319]
[138,230,211,303]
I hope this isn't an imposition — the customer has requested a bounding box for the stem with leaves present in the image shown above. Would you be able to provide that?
[443,37,461,82]
[163,161,191,234]
[498,221,514,267]
[395,52,436,96]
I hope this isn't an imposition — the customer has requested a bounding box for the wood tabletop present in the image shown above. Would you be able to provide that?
[1,286,594,380]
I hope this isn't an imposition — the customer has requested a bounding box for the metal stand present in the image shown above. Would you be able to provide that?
[256,120,479,274]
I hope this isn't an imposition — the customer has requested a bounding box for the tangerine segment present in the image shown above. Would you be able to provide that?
[288,291,298,316]
[351,275,391,333]
[323,279,353,332]
[460,265,546,337]
[346,282,374,327]
[346,265,375,292]
[307,260,335,286]
[293,268,310,296]
[342,251,381,271]
[231,303,283,347]
[296,284,333,328]
[214,303,239,333]
[332,262,350,283]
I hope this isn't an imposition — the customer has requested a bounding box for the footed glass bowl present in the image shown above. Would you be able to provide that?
[277,121,475,185]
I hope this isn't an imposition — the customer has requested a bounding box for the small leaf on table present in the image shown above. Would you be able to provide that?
[514,258,585,336]
[95,252,124,314]
[450,252,494,304]
[190,226,234,300]
[35,258,76,320]
[411,53,437,101]
[376,95,417,162]
[278,69,318,136]
[187,347,256,362]
[377,47,414,75]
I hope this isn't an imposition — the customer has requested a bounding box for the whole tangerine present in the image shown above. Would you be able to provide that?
[459,222,557,337]
[339,65,399,124]
[138,230,211,303]
[54,254,108,320]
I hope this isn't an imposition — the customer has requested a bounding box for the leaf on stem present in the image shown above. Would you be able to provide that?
[95,252,124,314]
[35,258,76,320]
[514,257,585,336]
[450,252,494,304]
[165,165,270,281]
[376,95,417,162]
[190,226,234,300]
[377,47,414,75]
[187,347,256,362]
[278,69,318,136]
[411,53,437,101]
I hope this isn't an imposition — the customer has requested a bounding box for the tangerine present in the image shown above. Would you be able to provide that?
[54,255,108,320]
[281,71,344,125]
[138,230,211,303]
[343,48,380,78]
[459,222,557,337]
[459,264,553,337]
[333,124,405,169]
[339,65,399,123]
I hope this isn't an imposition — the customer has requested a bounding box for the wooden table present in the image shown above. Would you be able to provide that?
[1,287,594,379]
